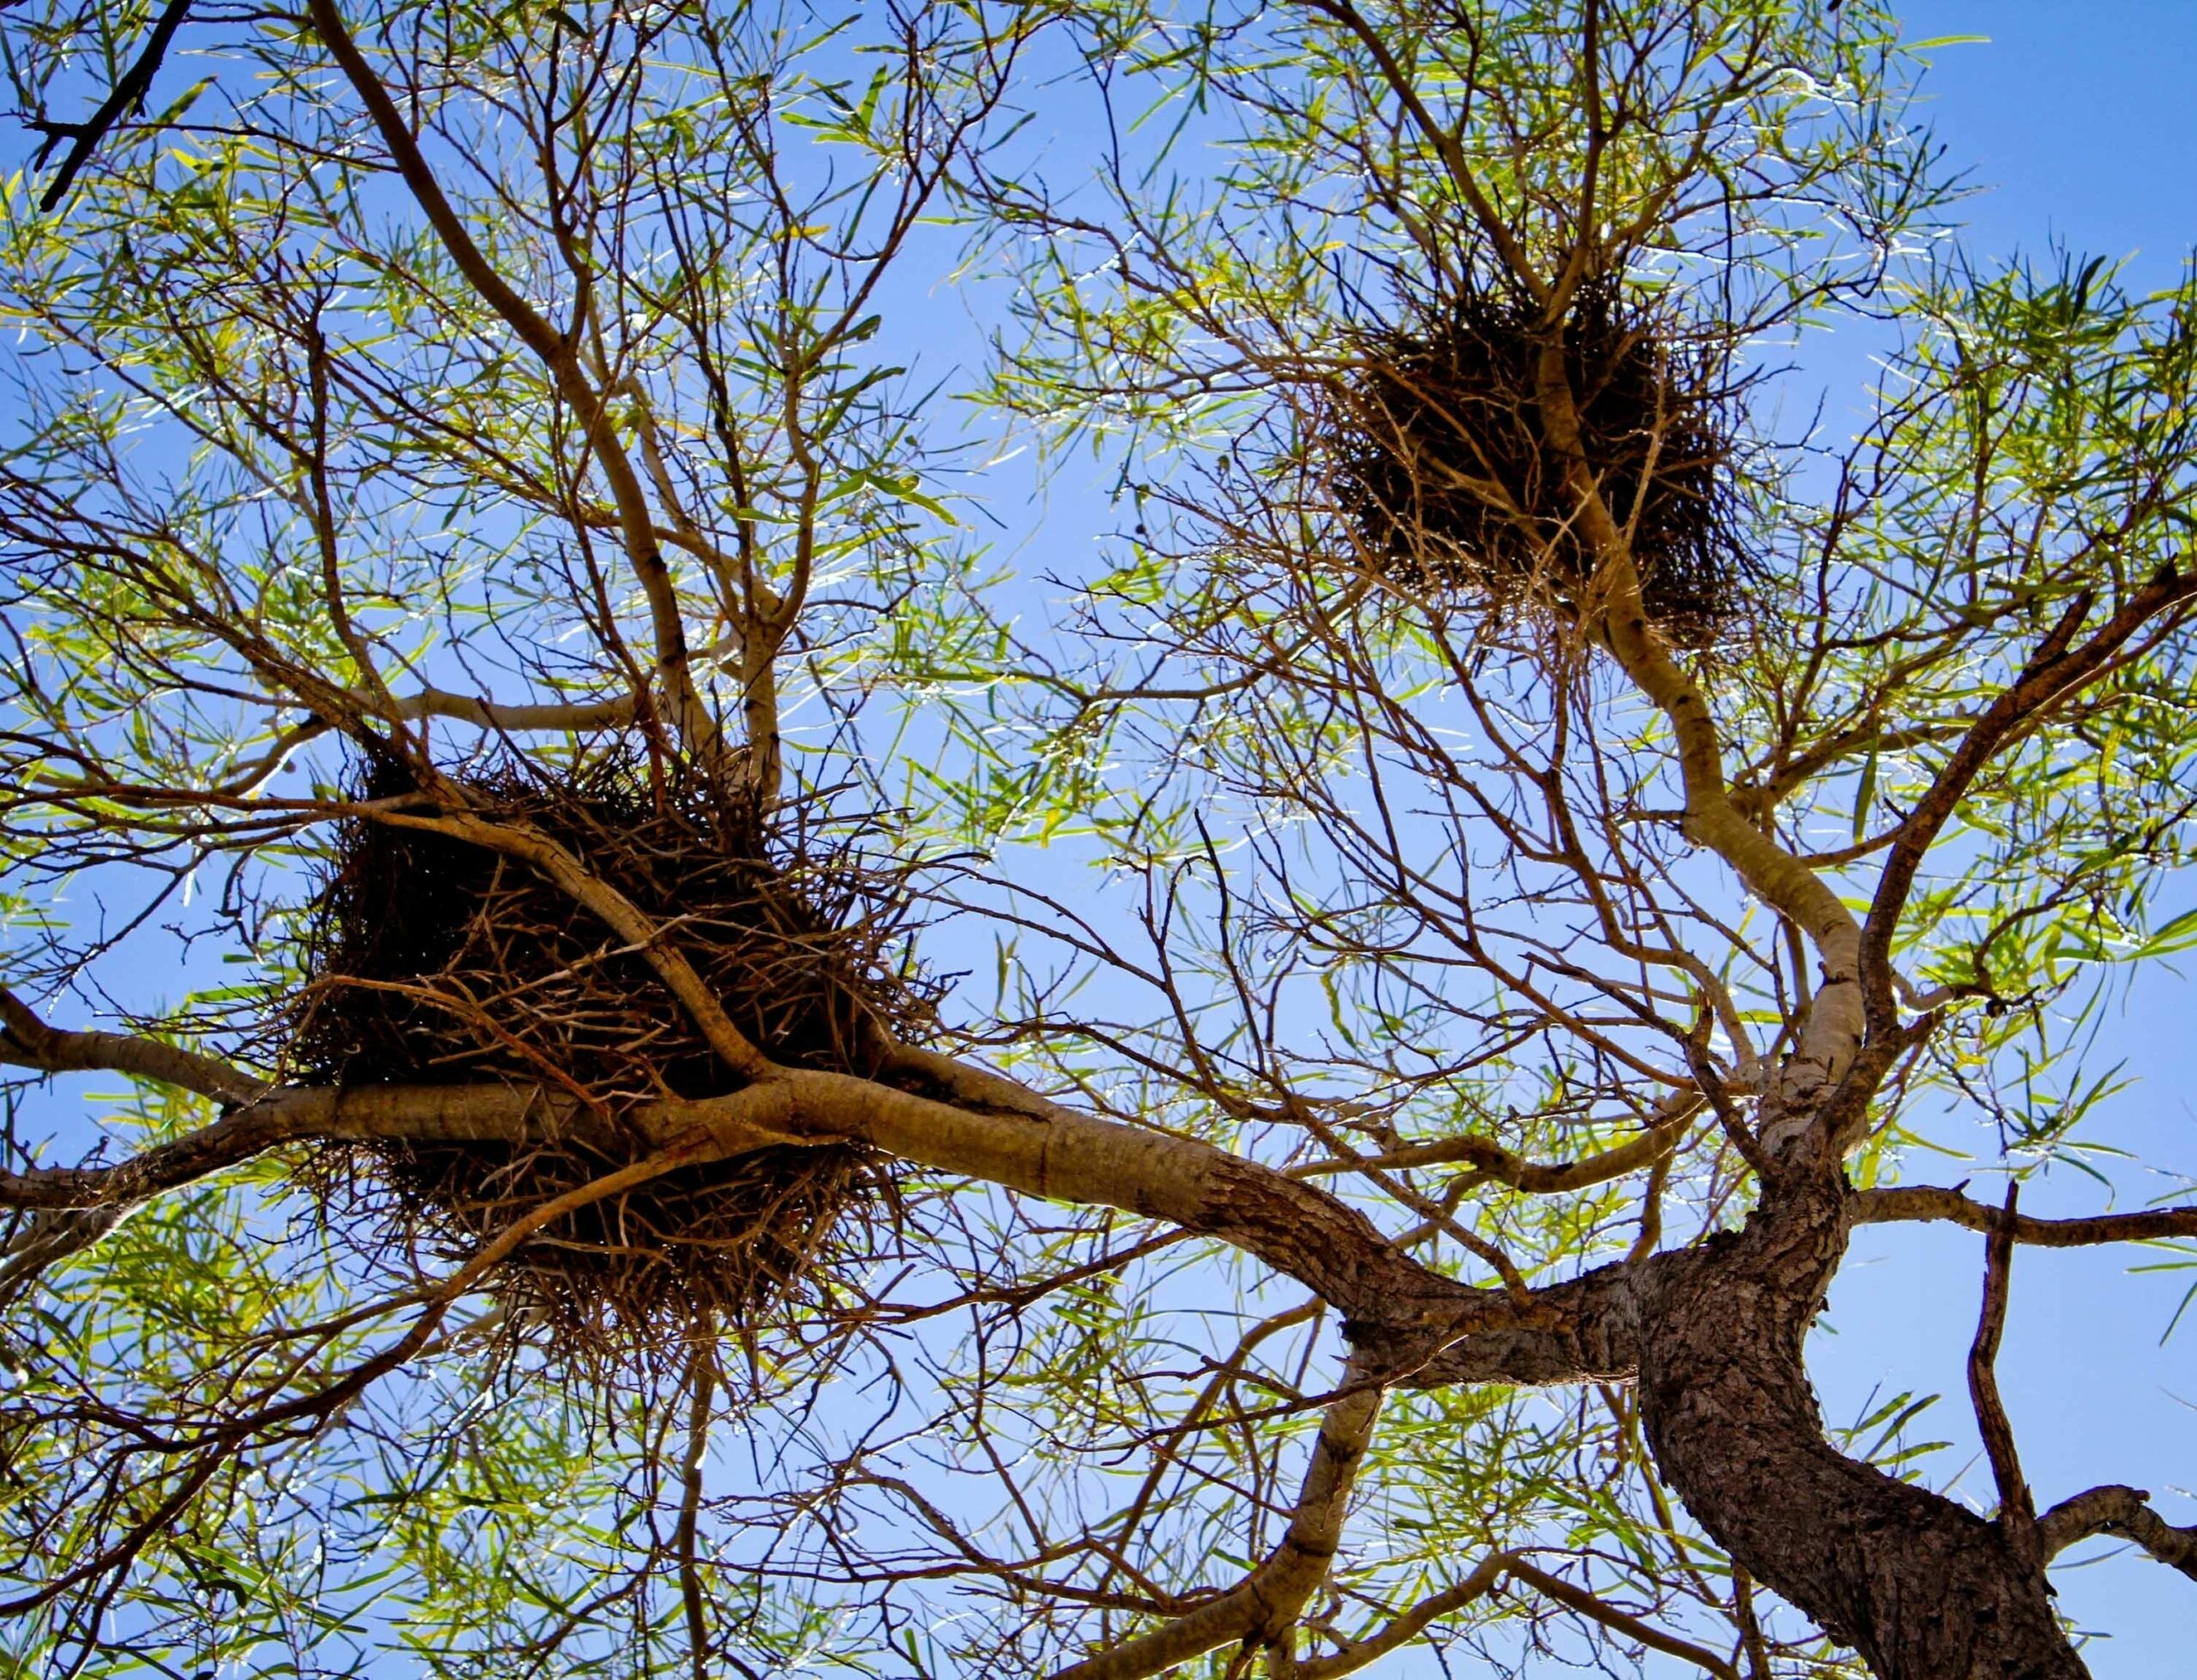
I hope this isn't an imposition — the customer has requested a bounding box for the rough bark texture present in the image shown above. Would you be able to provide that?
[1634,1177,2085,1680]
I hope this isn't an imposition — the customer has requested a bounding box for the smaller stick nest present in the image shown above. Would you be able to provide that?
[287,755,936,1370]
[1330,278,1749,645]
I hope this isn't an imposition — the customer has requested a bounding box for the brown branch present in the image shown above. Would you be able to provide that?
[0,1008,1645,1388]
[1730,1562,1770,1680]
[1288,1097,1699,1196]
[0,1081,801,1215]
[0,987,263,1106]
[1854,1184,2197,1247]
[1502,1560,1741,1680]
[1966,1184,2035,1554]
[1292,1553,1740,1680]
[304,0,723,772]
[676,1334,717,1680]
[1529,338,1865,1162]
[1856,566,2197,1038]
[2037,1485,2197,1583]
[1051,1367,1386,1680]
[1295,1557,1513,1680]
[1292,0,1546,303]
[30,0,193,211]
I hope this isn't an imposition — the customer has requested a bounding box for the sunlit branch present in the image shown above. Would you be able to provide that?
[1051,1363,1386,1680]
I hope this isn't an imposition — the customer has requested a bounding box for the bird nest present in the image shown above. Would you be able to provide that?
[1329,277,1749,646]
[286,752,937,1374]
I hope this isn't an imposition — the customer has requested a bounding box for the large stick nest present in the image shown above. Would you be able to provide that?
[287,752,938,1373]
[1330,277,1750,646]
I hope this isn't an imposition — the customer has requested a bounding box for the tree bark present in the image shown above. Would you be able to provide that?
[1632,1178,2085,1680]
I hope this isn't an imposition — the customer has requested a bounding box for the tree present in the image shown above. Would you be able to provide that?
[0,1,2190,1676]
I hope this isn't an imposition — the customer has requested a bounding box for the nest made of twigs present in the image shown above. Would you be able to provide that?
[287,752,936,1371]
[1330,277,1749,645]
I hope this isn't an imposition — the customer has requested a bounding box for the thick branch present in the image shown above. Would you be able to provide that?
[395,686,637,732]
[0,1018,1637,1385]
[2037,1486,2197,1583]
[0,1081,802,1215]
[1531,341,1863,1158]
[0,988,263,1106]
[1634,1183,2084,1680]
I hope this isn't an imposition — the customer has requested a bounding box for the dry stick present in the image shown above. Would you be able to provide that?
[387,809,778,1087]
[1855,1184,2197,1247]
[1967,1183,2037,1560]
[1501,1558,1742,1680]
[675,1332,717,1680]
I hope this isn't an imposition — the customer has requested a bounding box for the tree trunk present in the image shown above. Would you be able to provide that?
[1634,1179,2085,1680]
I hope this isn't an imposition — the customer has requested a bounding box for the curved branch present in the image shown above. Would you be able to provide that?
[0,1022,1640,1387]
[1294,1554,1740,1680]
[1530,341,1865,1159]
[1287,1097,1697,1195]
[1504,1558,1741,1680]
[2037,1485,2197,1582]
[1296,1557,1511,1680]
[1052,1367,1386,1680]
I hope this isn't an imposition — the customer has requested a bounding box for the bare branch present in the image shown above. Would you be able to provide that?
[2037,1485,2197,1583]
[1857,568,2197,1038]
[1287,1095,1698,1196]
[1294,1557,1511,1680]
[1966,1184,2035,1554]
[1504,1557,1742,1680]
[1854,1185,2197,1247]
[29,0,192,212]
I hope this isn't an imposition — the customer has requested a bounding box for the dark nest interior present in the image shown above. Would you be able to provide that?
[1329,276,1750,646]
[287,752,938,1374]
